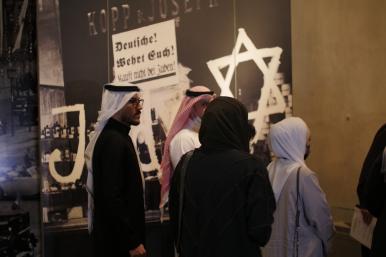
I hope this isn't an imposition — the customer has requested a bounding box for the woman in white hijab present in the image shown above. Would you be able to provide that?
[263,117,334,257]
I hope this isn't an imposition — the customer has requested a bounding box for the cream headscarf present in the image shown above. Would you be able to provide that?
[267,117,309,202]
[85,83,140,232]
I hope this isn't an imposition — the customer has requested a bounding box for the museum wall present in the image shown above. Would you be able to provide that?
[291,0,386,222]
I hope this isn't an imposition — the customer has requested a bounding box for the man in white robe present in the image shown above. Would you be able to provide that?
[160,86,214,208]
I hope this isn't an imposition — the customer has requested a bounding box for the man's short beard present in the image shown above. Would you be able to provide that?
[128,118,140,126]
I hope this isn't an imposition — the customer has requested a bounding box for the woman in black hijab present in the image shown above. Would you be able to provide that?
[169,97,276,257]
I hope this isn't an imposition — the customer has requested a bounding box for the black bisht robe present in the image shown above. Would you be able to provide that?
[169,97,276,257]
[365,152,386,257]
[92,118,145,257]
[357,124,386,209]
[356,124,386,257]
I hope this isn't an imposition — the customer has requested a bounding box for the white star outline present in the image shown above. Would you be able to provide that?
[207,28,286,144]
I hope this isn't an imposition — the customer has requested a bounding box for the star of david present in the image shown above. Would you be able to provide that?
[207,28,286,144]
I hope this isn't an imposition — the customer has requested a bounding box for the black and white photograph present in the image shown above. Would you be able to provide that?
[36,0,292,256]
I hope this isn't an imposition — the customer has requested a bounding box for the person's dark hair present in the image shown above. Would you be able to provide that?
[361,124,386,177]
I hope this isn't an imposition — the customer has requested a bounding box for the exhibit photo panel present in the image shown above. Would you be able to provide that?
[37,0,94,256]
[0,0,40,256]
[37,0,292,256]
[231,0,293,165]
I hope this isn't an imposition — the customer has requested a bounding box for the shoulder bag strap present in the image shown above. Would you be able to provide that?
[293,167,301,257]
[176,150,194,252]
[382,147,386,183]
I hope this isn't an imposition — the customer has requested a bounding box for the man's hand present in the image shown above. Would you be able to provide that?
[129,244,146,257]
[360,208,373,225]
